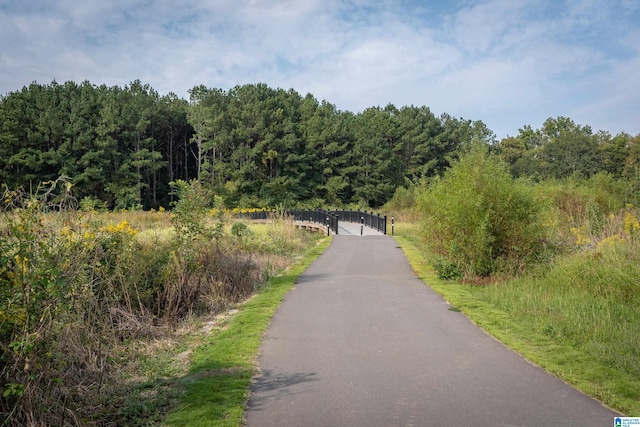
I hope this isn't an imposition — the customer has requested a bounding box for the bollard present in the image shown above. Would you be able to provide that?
[360,216,364,236]
[392,216,395,236]
[326,216,330,236]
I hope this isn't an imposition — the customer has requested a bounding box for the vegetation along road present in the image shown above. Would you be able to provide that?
[244,234,620,426]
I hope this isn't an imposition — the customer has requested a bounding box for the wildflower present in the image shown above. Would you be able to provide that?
[624,212,639,229]
[597,234,625,248]
[570,225,591,246]
[624,212,640,239]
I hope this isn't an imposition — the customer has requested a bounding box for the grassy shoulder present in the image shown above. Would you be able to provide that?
[394,225,639,416]
[162,236,332,426]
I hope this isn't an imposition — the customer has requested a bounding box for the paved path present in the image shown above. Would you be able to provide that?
[245,235,620,426]
[337,221,384,236]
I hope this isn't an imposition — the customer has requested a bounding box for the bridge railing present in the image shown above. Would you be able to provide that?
[288,210,339,235]
[234,209,386,235]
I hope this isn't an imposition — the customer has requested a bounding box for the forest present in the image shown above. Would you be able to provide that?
[7,80,638,210]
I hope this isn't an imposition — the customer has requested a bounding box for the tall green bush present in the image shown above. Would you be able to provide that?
[417,143,550,277]
[169,179,218,244]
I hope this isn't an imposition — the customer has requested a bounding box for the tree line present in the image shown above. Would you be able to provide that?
[0,80,493,209]
[497,117,640,182]
[494,117,640,205]
[1,80,638,209]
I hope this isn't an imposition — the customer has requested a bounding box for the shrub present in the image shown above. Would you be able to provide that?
[385,185,416,212]
[416,143,550,277]
[432,255,462,281]
[170,180,224,244]
[384,185,419,222]
[79,195,107,212]
[231,221,252,240]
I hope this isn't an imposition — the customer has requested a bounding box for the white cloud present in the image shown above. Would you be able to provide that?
[0,0,638,138]
[445,0,529,54]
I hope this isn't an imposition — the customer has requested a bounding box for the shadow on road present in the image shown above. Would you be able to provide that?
[247,370,318,411]
[295,273,331,283]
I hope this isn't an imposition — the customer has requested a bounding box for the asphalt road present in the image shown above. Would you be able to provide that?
[244,235,620,426]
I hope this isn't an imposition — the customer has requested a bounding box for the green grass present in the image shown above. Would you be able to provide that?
[394,224,640,416]
[162,236,332,426]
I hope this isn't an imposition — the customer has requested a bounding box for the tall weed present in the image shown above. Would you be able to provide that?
[537,174,627,231]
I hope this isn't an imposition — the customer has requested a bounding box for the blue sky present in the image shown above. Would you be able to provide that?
[0,0,638,139]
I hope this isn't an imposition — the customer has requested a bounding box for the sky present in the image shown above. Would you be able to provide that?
[0,0,638,139]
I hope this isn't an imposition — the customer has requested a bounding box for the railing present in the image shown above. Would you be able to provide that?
[234,209,387,235]
[288,210,339,235]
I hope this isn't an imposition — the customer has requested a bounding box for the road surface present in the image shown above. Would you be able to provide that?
[245,234,620,426]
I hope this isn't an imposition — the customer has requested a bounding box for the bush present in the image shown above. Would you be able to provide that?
[432,255,462,281]
[385,185,416,212]
[384,185,419,222]
[417,143,550,277]
[231,221,253,239]
[79,195,107,212]
[170,180,218,244]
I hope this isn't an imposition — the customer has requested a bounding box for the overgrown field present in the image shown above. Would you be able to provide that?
[388,145,640,415]
[0,181,322,426]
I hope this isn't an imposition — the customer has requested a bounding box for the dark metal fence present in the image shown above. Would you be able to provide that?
[234,209,386,235]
